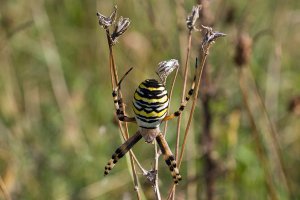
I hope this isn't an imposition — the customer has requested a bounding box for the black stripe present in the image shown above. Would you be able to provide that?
[133,103,168,113]
[136,89,167,100]
[134,110,167,119]
[136,115,161,122]
[166,159,171,166]
[142,79,162,88]
[140,126,159,129]
[174,111,180,116]
[134,95,169,105]
[134,100,168,109]
[179,105,185,111]
[138,87,165,94]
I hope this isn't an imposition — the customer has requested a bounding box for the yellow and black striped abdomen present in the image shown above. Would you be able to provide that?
[133,79,169,129]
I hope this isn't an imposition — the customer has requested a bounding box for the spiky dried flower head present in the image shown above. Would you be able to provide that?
[234,33,252,67]
[201,25,226,52]
[111,17,131,44]
[186,4,202,31]
[156,59,179,85]
[96,5,117,29]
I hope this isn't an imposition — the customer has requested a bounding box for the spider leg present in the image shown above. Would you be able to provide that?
[163,58,198,121]
[156,132,182,184]
[104,131,142,175]
[112,67,136,122]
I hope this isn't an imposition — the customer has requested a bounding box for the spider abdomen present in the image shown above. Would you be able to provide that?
[133,79,169,129]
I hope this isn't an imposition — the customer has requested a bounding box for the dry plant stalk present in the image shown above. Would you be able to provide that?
[234,32,293,198]
[167,26,226,200]
[97,6,142,199]
[238,69,278,200]
[0,176,11,200]
[169,5,202,199]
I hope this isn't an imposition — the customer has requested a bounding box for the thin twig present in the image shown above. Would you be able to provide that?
[154,141,162,200]
[104,27,142,200]
[0,176,11,200]
[238,68,278,200]
[167,26,225,200]
[167,42,208,200]
[171,30,193,199]
[176,31,192,160]
[247,67,293,198]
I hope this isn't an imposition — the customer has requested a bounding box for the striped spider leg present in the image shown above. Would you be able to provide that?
[156,132,182,184]
[104,130,142,175]
[104,68,138,175]
[163,58,198,122]
[112,67,136,123]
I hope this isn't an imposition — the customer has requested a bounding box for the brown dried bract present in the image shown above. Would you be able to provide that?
[234,33,252,67]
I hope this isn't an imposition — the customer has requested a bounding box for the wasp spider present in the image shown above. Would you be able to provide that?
[104,60,197,184]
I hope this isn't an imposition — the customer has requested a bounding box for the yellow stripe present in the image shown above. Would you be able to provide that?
[139,83,165,91]
[134,92,168,103]
[133,106,167,118]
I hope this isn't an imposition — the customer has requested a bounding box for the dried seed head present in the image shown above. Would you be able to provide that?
[186,5,202,31]
[145,169,157,185]
[111,17,131,44]
[288,96,300,116]
[201,25,226,51]
[156,59,179,84]
[96,5,117,29]
[234,33,252,67]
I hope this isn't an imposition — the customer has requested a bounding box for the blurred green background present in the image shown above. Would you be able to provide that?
[1,0,300,199]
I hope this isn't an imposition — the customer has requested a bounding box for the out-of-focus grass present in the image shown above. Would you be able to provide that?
[0,0,300,199]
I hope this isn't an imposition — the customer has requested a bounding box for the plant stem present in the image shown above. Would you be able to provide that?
[167,45,210,200]
[247,67,293,198]
[0,176,11,200]
[238,68,278,200]
[154,141,162,200]
[105,30,142,200]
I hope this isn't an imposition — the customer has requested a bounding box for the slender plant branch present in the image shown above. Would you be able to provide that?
[104,27,142,200]
[163,66,180,136]
[167,41,208,200]
[170,30,193,200]
[0,176,11,200]
[247,67,293,197]
[176,31,193,160]
[238,68,278,200]
[167,26,225,200]
[154,141,162,200]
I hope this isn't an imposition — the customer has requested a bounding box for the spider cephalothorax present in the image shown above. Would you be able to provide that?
[104,61,197,184]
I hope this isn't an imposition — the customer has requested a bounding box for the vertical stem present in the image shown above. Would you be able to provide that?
[176,31,193,160]
[171,30,193,199]
[154,141,162,200]
[238,69,278,200]
[167,48,209,200]
[105,30,142,200]
[196,1,216,199]
[0,176,11,200]
[200,68,215,199]
[247,67,293,197]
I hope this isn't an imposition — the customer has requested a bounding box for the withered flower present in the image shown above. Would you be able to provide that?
[201,25,226,51]
[156,59,179,84]
[186,5,202,31]
[111,16,131,44]
[96,5,117,29]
